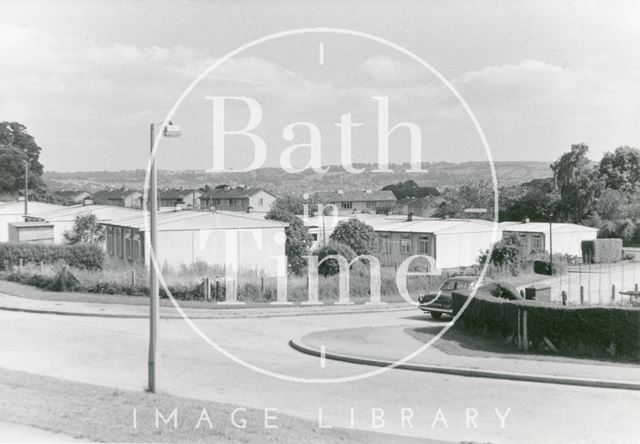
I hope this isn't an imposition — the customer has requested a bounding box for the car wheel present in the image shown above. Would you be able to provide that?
[430,312,443,320]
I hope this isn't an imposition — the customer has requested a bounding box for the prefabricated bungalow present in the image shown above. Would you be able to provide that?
[0,201,68,243]
[305,214,501,270]
[315,190,397,215]
[102,210,288,277]
[51,190,93,205]
[499,221,598,257]
[93,189,143,209]
[159,188,202,210]
[199,188,276,213]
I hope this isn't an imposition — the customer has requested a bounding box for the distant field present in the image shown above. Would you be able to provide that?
[44,161,552,194]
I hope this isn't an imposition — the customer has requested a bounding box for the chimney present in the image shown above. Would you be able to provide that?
[365,189,372,193]
[522,217,530,224]
[209,207,216,213]
[337,190,344,194]
[407,212,414,222]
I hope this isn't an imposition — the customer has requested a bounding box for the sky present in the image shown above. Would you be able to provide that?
[1,0,639,172]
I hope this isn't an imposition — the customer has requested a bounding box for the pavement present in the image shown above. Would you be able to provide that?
[0,422,91,443]
[0,294,639,443]
[0,292,409,319]
[291,325,640,390]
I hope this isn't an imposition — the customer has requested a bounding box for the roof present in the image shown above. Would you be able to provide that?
[0,201,68,216]
[9,221,54,228]
[201,188,273,199]
[93,189,142,200]
[304,214,497,235]
[159,188,201,200]
[499,221,598,234]
[30,204,148,223]
[52,190,91,198]
[315,190,397,203]
[103,210,288,232]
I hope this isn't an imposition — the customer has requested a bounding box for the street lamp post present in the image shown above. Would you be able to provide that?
[23,160,29,216]
[148,121,181,394]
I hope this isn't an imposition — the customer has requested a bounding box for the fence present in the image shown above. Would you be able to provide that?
[544,257,640,306]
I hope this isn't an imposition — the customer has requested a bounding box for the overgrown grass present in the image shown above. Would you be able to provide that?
[0,261,449,304]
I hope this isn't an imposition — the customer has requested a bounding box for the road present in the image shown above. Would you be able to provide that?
[0,308,638,443]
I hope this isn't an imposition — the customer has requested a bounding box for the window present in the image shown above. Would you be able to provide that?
[418,236,430,255]
[381,236,392,254]
[341,202,353,209]
[400,236,411,254]
[532,234,544,251]
[259,198,264,206]
[132,233,140,260]
[115,228,123,258]
[366,201,376,209]
[214,199,221,205]
[107,227,114,255]
[125,230,132,260]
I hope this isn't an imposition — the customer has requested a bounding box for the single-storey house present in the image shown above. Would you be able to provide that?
[102,209,288,277]
[199,188,276,213]
[52,190,93,205]
[0,201,68,243]
[305,213,501,270]
[93,189,142,209]
[159,188,202,210]
[315,190,397,216]
[27,204,147,244]
[499,221,598,257]
[394,196,445,217]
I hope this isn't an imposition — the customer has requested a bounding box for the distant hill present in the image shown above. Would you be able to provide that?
[43,161,552,194]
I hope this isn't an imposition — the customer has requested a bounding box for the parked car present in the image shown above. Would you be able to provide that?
[418,277,521,319]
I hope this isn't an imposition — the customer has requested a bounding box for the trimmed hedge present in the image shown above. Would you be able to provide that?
[452,290,640,361]
[0,242,104,270]
[581,238,622,264]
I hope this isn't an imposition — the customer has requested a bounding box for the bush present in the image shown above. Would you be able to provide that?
[0,242,104,270]
[452,290,640,361]
[478,234,529,275]
[582,238,623,263]
[314,241,356,276]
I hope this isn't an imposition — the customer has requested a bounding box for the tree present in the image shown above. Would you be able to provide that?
[265,200,313,275]
[0,122,46,193]
[599,146,640,193]
[64,213,105,244]
[499,178,556,222]
[382,180,439,200]
[329,218,375,255]
[315,241,356,276]
[478,234,528,275]
[434,182,494,220]
[551,144,602,223]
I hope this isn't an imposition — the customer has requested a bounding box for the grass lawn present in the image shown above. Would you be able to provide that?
[407,324,640,367]
[0,368,434,443]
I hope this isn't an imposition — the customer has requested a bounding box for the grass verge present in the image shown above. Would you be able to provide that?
[0,368,433,443]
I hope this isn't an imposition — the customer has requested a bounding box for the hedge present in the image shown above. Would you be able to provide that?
[452,290,640,361]
[0,242,104,270]
[581,238,623,264]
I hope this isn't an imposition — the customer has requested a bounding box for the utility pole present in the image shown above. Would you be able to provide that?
[24,160,29,216]
[147,121,180,394]
[549,217,553,274]
[148,123,158,393]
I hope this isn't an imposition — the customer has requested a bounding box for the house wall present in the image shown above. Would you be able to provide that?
[372,231,437,268]
[331,200,393,216]
[8,225,54,243]
[435,230,501,269]
[248,190,276,213]
[504,229,597,257]
[105,225,286,277]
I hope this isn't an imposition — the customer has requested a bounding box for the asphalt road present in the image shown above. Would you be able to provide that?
[0,308,638,443]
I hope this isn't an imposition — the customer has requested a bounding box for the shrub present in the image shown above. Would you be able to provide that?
[478,233,529,275]
[582,238,623,263]
[452,290,640,361]
[329,218,375,255]
[0,242,104,270]
[314,241,356,276]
